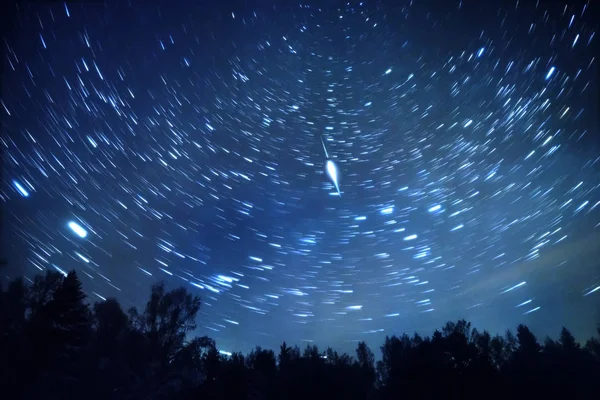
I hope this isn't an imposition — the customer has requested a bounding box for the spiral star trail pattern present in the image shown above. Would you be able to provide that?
[2,0,599,354]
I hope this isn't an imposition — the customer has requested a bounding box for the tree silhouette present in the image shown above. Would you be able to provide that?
[28,270,64,317]
[559,326,579,350]
[0,277,29,397]
[355,341,376,399]
[1,270,599,400]
[585,325,600,360]
[25,271,92,398]
[127,281,202,399]
[88,298,137,399]
[516,324,542,354]
[246,346,277,398]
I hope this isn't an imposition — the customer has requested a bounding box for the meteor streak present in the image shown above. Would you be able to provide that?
[320,136,329,159]
[68,220,88,238]
[326,159,341,195]
[321,136,341,196]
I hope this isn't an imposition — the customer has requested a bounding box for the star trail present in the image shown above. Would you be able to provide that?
[2,0,599,354]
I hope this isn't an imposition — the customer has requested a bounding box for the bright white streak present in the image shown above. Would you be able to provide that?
[584,286,600,296]
[381,206,394,215]
[53,264,68,277]
[13,180,30,197]
[500,281,526,294]
[320,136,329,158]
[346,305,363,310]
[326,159,340,195]
[428,204,442,212]
[515,299,532,308]
[523,306,540,315]
[68,221,88,238]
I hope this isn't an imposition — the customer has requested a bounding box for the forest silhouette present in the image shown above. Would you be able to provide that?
[1,270,599,400]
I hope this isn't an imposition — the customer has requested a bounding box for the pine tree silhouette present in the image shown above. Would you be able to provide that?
[2,270,599,400]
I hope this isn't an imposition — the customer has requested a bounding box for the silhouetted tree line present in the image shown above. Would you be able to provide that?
[1,270,599,400]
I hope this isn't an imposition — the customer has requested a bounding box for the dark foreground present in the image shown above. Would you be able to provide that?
[1,270,599,400]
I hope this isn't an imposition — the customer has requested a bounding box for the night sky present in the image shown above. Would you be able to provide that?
[2,0,599,356]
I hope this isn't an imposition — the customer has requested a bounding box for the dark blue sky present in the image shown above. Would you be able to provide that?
[2,0,599,355]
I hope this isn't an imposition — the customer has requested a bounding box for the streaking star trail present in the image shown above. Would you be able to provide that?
[67,221,88,239]
[1,0,599,355]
